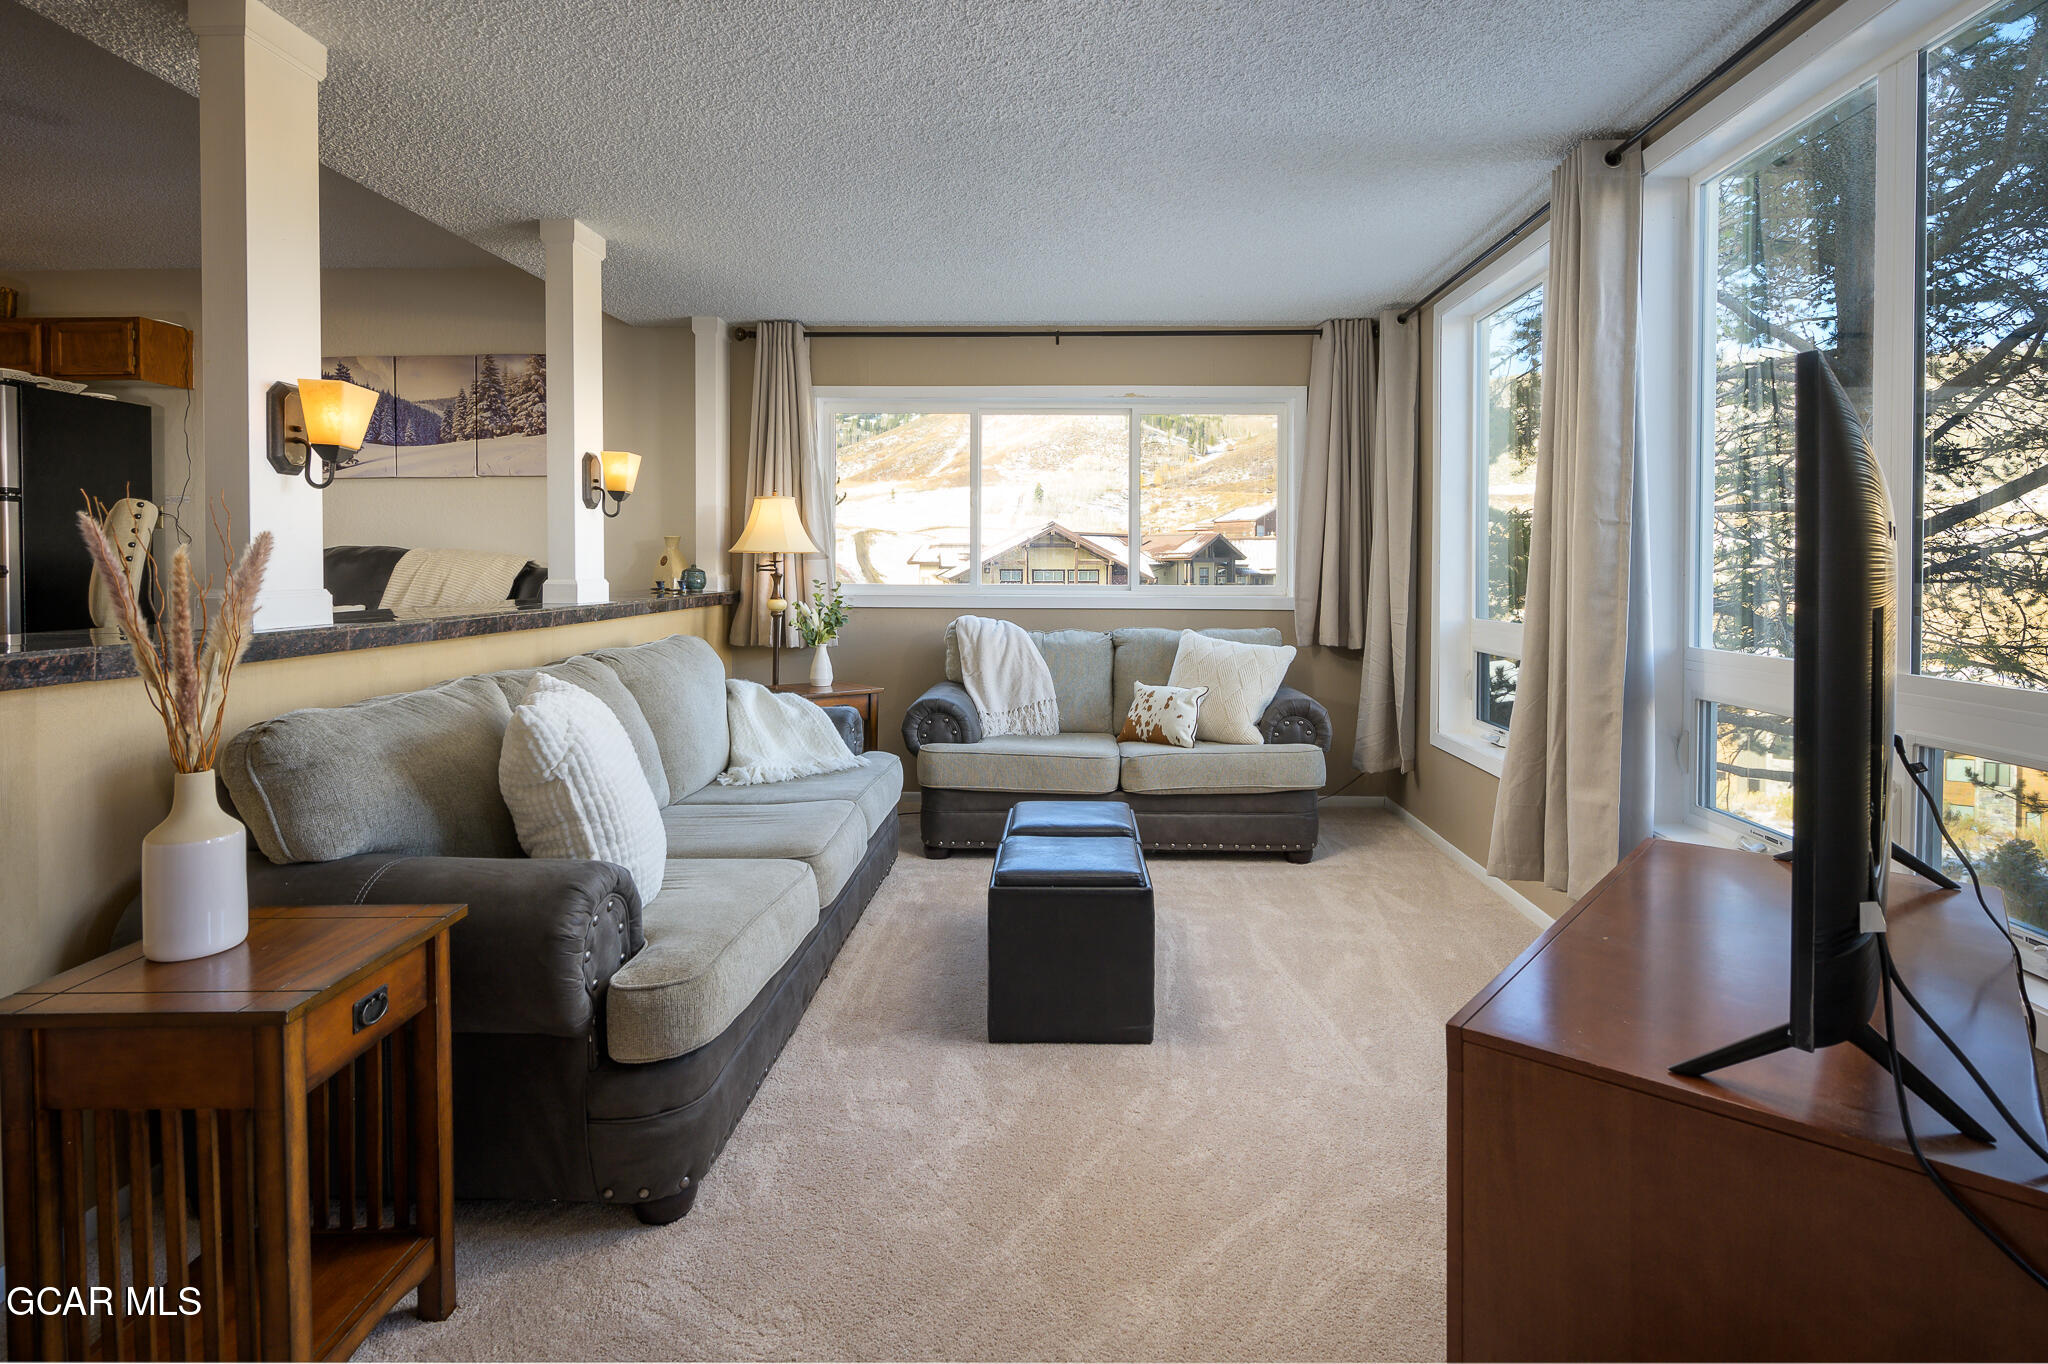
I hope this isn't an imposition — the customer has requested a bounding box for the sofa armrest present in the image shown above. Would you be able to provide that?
[1261,685,1333,750]
[246,852,640,1039]
[901,680,983,753]
[822,704,863,754]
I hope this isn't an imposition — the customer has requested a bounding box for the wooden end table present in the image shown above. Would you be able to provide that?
[0,902,465,1362]
[771,682,883,753]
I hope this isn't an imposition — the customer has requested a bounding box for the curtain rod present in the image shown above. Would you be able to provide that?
[1603,0,1830,166]
[1394,204,1550,325]
[1395,0,1828,325]
[727,326,1321,342]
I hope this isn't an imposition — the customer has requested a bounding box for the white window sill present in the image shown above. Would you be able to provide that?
[1430,727,1508,778]
[839,587,1296,612]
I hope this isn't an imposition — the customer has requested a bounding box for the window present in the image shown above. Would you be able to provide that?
[819,388,1301,605]
[1913,745,2048,945]
[1641,0,2048,885]
[1433,229,1548,775]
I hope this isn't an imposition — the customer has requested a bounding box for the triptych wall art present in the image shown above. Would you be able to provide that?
[321,354,547,478]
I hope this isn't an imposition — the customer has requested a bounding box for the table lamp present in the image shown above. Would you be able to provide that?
[729,494,819,686]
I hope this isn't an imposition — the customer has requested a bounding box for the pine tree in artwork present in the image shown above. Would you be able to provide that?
[328,359,355,385]
[476,353,512,439]
[522,353,547,435]
[442,388,473,445]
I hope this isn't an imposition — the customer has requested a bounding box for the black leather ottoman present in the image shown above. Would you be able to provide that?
[987,807,1154,1044]
[1003,799,1141,839]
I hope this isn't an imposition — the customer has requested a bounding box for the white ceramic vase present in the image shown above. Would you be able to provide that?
[809,641,834,688]
[141,770,249,962]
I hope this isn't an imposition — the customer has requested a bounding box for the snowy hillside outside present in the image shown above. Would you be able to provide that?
[832,410,1279,585]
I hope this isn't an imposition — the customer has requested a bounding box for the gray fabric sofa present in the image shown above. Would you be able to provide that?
[902,625,1333,861]
[217,633,901,1224]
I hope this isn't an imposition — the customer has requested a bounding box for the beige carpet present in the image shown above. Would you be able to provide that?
[358,805,1541,1362]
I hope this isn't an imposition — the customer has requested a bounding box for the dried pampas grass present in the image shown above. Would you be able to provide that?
[78,497,273,774]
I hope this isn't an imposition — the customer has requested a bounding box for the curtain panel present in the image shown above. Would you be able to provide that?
[1487,141,1645,897]
[730,321,828,649]
[1294,315,1420,774]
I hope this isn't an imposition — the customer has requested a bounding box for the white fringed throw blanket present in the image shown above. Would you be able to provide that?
[955,614,1059,737]
[718,679,865,786]
[379,548,529,610]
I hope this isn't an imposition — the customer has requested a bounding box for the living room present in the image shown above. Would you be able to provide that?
[1,0,2046,1360]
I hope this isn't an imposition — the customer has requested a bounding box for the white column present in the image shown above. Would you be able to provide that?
[540,218,609,605]
[688,317,731,590]
[189,0,331,629]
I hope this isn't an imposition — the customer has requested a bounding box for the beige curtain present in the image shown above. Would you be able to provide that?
[1294,319,1375,650]
[1487,142,1643,897]
[1357,310,1419,773]
[730,321,827,649]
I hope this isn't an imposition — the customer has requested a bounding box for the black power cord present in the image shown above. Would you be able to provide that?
[1875,933,2048,1291]
[1894,735,2039,1053]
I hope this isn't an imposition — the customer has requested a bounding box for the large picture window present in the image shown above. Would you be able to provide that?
[1643,0,2048,903]
[819,389,1299,604]
[1432,231,1548,775]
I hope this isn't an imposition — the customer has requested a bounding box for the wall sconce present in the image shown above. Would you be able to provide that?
[583,450,640,518]
[265,379,379,488]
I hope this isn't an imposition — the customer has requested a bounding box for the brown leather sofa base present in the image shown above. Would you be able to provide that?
[920,787,1317,861]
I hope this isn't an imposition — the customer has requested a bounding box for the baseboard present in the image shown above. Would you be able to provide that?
[1378,802,1553,928]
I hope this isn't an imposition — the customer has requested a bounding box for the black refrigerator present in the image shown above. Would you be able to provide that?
[0,380,154,641]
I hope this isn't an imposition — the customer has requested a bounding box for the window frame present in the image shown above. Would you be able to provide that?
[814,385,1305,609]
[1431,227,1551,777]
[1641,0,2048,850]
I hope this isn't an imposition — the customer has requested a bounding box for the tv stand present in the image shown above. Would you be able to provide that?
[1447,839,2048,1359]
[1669,1019,1996,1143]
[1768,841,1961,891]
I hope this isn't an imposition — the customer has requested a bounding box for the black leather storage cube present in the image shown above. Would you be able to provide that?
[1003,800,1141,839]
[987,828,1154,1044]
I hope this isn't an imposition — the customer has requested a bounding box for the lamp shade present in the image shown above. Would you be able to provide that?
[729,495,819,555]
[599,449,641,494]
[296,378,379,451]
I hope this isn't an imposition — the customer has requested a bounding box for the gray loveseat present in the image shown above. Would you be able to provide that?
[902,624,1332,860]
[218,633,901,1224]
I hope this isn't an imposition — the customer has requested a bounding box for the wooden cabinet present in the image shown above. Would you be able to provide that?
[0,316,192,388]
[0,319,42,374]
[0,903,465,1361]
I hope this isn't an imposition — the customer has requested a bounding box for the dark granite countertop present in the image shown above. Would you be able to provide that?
[0,591,739,692]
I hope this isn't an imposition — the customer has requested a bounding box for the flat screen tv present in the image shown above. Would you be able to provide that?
[1671,349,1989,1143]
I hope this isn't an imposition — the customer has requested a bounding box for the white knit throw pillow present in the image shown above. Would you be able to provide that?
[1165,629,1296,745]
[500,673,667,906]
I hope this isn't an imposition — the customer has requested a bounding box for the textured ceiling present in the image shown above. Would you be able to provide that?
[10,0,1788,324]
[0,2,506,271]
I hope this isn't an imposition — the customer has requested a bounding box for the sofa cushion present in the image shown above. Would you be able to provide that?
[499,674,668,906]
[676,752,903,840]
[606,858,819,1064]
[660,799,868,903]
[945,622,1114,734]
[484,654,669,806]
[918,732,1121,795]
[1167,630,1298,745]
[1116,740,1326,794]
[1109,626,1285,723]
[592,635,729,799]
[221,674,520,864]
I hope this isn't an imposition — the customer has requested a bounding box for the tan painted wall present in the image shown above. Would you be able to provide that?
[0,608,729,998]
[722,330,1385,801]
[0,267,697,598]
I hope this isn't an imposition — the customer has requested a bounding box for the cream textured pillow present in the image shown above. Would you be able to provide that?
[499,673,667,906]
[1166,629,1296,744]
[1119,682,1206,748]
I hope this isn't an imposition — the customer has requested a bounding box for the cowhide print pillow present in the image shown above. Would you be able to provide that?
[1118,681,1207,748]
